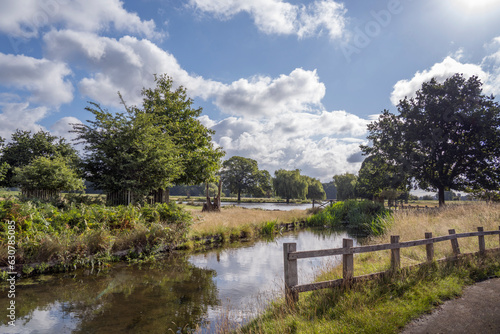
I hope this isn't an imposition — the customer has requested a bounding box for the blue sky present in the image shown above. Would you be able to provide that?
[1,0,500,182]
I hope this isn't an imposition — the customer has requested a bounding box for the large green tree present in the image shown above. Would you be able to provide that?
[362,74,500,207]
[273,169,308,203]
[303,176,327,200]
[0,130,80,187]
[220,156,268,201]
[356,154,409,201]
[13,156,85,199]
[333,173,357,201]
[140,74,224,196]
[73,102,182,204]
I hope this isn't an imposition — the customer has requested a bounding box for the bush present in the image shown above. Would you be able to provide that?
[307,200,391,236]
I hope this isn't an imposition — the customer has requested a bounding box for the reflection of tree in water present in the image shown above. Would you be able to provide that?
[0,255,219,333]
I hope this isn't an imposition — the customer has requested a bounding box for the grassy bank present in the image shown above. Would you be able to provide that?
[179,206,310,250]
[0,198,311,277]
[241,203,500,333]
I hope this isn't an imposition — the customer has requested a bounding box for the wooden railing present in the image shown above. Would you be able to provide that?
[283,227,500,303]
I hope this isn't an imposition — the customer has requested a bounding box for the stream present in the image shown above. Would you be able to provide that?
[0,229,356,333]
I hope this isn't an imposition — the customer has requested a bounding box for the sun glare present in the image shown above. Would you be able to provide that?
[455,0,499,11]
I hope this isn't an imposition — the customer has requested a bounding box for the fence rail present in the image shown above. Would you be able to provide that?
[283,226,500,303]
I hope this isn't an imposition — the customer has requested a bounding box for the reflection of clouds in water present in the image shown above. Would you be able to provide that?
[0,302,78,334]
[189,230,354,328]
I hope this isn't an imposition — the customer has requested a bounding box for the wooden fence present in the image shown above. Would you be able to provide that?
[283,227,500,303]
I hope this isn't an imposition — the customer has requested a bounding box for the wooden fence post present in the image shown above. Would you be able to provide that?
[477,227,486,254]
[425,232,434,262]
[449,229,461,256]
[390,235,400,271]
[343,239,354,282]
[283,243,298,304]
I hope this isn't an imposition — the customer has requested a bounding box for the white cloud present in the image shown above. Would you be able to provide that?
[391,56,490,105]
[189,0,347,40]
[44,30,223,107]
[0,101,47,139]
[0,53,73,106]
[50,116,83,141]
[482,37,500,95]
[0,0,158,39]
[208,110,369,181]
[215,68,325,117]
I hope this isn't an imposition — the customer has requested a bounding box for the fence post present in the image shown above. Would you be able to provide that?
[425,232,434,262]
[498,226,500,247]
[391,235,400,271]
[283,243,298,304]
[477,227,486,254]
[449,229,461,256]
[343,238,354,282]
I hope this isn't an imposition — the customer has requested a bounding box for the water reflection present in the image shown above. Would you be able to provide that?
[0,229,354,333]
[0,257,218,333]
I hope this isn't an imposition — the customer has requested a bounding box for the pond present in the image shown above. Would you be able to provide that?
[0,229,356,333]
[220,201,312,211]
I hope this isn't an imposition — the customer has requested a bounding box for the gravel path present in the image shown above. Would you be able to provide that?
[400,278,500,334]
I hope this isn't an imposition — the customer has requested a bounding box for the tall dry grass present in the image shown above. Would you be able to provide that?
[187,207,309,237]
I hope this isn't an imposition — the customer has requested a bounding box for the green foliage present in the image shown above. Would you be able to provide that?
[333,173,357,200]
[13,156,85,192]
[0,199,191,267]
[141,74,224,185]
[356,154,409,201]
[322,181,337,199]
[273,169,308,203]
[73,101,182,202]
[220,156,271,201]
[261,220,277,236]
[0,130,80,187]
[362,74,500,206]
[302,175,326,200]
[307,200,391,236]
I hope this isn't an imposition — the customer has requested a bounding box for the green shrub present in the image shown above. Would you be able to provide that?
[307,200,391,236]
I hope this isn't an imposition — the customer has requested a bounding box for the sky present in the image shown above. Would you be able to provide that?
[1,0,500,183]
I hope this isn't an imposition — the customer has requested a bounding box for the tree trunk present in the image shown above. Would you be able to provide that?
[438,186,445,207]
[237,189,241,202]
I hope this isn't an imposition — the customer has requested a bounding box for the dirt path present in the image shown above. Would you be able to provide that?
[401,278,500,333]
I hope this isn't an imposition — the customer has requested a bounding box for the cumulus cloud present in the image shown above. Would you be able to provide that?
[0,0,158,39]
[215,68,325,117]
[44,30,223,106]
[482,37,500,95]
[189,0,347,40]
[50,116,83,141]
[0,53,73,106]
[390,56,490,105]
[0,101,47,139]
[207,110,369,181]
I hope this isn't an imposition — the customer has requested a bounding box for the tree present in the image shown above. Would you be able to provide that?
[322,181,337,199]
[220,156,263,202]
[303,176,326,200]
[0,130,80,187]
[140,74,224,199]
[273,169,308,203]
[250,170,273,198]
[73,102,182,204]
[333,173,357,200]
[362,74,500,207]
[356,154,409,202]
[13,156,85,199]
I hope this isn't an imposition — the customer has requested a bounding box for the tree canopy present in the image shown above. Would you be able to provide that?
[220,156,270,201]
[141,74,224,186]
[362,74,500,206]
[356,154,409,201]
[303,175,326,200]
[333,173,357,201]
[13,156,85,196]
[0,130,80,187]
[273,169,308,203]
[73,102,182,203]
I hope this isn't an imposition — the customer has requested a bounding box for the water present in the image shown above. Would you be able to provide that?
[220,202,312,211]
[0,230,355,333]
